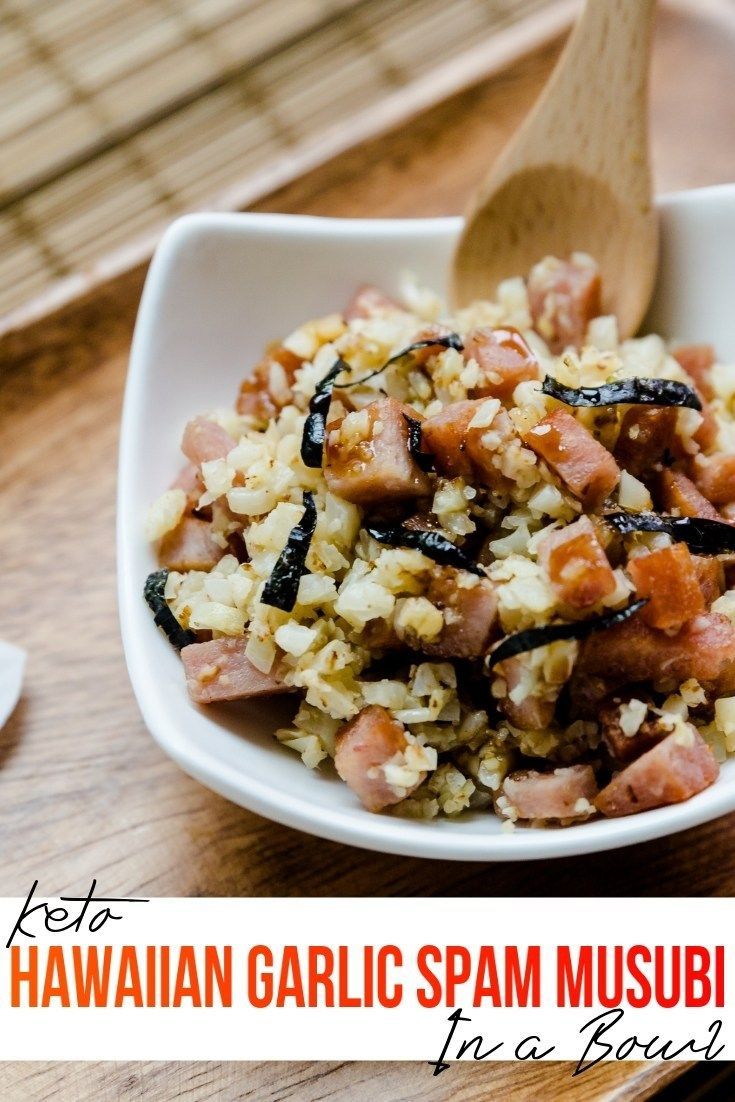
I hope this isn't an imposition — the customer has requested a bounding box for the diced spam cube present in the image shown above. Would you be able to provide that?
[159,517,223,572]
[577,611,735,693]
[181,417,234,467]
[692,555,724,606]
[522,409,620,509]
[237,346,303,422]
[420,569,498,659]
[671,345,719,449]
[694,399,719,452]
[421,400,476,481]
[527,255,601,353]
[334,705,421,811]
[693,454,735,505]
[672,344,716,401]
[344,285,400,320]
[595,728,718,817]
[502,765,598,821]
[496,655,559,732]
[658,468,721,520]
[598,698,666,765]
[422,399,518,492]
[614,406,679,479]
[409,324,456,365]
[538,515,616,609]
[627,543,705,630]
[324,397,432,505]
[181,638,289,704]
[170,463,204,514]
[464,326,539,402]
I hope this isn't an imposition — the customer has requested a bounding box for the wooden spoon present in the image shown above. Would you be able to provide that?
[452,0,658,340]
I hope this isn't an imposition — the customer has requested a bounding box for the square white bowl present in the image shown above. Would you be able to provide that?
[119,185,735,861]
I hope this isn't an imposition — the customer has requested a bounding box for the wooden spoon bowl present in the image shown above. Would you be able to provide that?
[452,0,659,340]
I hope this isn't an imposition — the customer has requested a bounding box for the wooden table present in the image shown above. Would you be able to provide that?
[2,4,734,1098]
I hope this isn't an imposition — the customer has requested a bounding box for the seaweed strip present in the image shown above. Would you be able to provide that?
[261,492,318,611]
[604,511,735,554]
[541,375,701,411]
[300,358,351,468]
[339,333,464,389]
[144,569,196,651]
[403,414,435,472]
[366,522,483,575]
[486,599,647,670]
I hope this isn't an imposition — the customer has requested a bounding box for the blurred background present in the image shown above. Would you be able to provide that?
[0,0,576,323]
[2,0,735,351]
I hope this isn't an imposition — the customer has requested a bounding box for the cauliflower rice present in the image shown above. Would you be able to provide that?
[144,255,735,827]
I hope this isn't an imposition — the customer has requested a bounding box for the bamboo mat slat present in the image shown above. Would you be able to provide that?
[0,0,365,197]
[0,0,561,321]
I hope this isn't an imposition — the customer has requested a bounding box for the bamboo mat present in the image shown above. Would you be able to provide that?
[0,0,567,322]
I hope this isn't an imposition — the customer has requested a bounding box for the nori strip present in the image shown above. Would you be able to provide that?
[604,511,735,554]
[144,569,196,651]
[261,491,318,611]
[486,599,647,670]
[403,413,435,472]
[300,357,351,468]
[366,522,483,575]
[338,333,464,389]
[541,375,702,411]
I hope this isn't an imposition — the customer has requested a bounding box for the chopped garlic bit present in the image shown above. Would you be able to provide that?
[274,622,317,657]
[468,398,501,430]
[680,679,707,707]
[144,488,186,541]
[619,698,647,738]
[714,698,735,752]
[617,470,652,512]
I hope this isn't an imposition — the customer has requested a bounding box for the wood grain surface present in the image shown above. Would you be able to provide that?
[2,4,735,1100]
[0,1059,687,1101]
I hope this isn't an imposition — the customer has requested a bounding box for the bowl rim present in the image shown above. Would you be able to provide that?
[119,183,735,862]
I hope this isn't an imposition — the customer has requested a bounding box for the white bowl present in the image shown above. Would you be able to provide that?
[119,184,735,861]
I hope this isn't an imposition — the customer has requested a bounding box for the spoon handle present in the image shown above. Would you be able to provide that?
[563,0,656,74]
[538,0,657,194]
[490,0,656,203]
[452,0,659,335]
